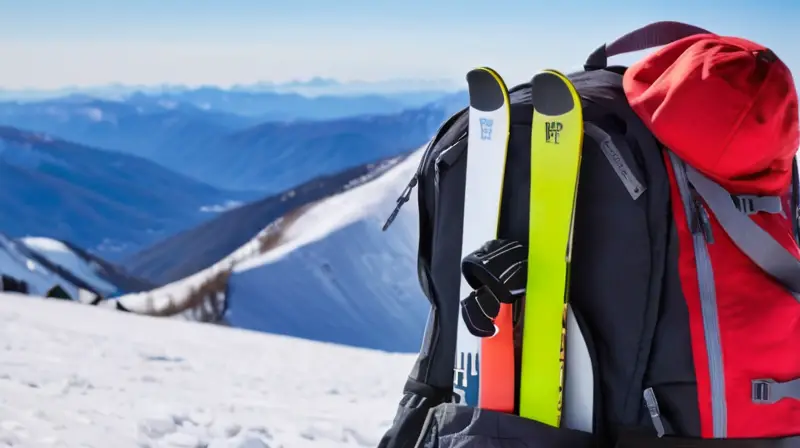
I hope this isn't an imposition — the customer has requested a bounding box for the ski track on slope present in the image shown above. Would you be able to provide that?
[0,294,414,448]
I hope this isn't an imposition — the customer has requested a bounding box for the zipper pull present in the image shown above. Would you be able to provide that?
[382,174,418,231]
[794,206,800,244]
[690,197,713,242]
[696,200,714,243]
[643,388,666,438]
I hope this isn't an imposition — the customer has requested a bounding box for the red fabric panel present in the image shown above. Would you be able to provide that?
[666,153,800,437]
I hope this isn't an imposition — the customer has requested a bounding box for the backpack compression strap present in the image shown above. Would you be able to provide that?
[731,195,785,216]
[459,239,527,337]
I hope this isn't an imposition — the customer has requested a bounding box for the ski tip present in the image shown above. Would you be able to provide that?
[466,66,499,81]
[530,70,575,116]
[466,67,508,113]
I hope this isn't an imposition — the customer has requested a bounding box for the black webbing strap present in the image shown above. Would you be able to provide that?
[459,239,527,338]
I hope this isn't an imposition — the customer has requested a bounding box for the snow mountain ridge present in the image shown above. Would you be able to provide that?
[0,233,86,300]
[105,146,429,353]
[0,232,154,302]
[0,93,462,192]
[123,153,415,285]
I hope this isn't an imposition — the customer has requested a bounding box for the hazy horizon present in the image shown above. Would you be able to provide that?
[0,76,463,92]
[1,0,797,90]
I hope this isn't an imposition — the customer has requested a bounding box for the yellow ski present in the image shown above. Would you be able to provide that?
[518,69,584,427]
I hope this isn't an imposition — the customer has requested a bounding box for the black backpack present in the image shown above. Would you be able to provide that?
[379,22,800,448]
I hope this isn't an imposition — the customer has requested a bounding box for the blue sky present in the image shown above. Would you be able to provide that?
[0,0,797,89]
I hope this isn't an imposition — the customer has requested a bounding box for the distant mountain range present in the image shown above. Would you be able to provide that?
[122,88,450,120]
[0,81,454,353]
[0,89,466,192]
[0,83,465,257]
[0,77,463,102]
[0,126,258,259]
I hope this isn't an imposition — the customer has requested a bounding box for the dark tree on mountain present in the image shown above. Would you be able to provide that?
[1,275,28,294]
[46,285,72,300]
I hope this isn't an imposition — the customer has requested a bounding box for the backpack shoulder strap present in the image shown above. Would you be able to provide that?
[683,161,800,299]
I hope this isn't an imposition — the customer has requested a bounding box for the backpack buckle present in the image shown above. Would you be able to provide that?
[731,194,783,215]
[752,379,777,404]
[752,378,800,404]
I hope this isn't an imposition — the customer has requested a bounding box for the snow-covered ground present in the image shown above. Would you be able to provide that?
[0,293,413,447]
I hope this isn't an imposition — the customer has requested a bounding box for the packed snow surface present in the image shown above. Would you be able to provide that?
[0,294,414,447]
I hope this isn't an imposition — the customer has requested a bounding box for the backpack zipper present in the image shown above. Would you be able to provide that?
[668,152,727,438]
[382,108,468,231]
[695,199,714,244]
[381,174,418,231]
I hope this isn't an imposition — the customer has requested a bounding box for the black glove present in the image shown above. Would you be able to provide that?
[459,239,527,337]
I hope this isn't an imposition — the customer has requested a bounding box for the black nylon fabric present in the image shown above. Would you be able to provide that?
[416,404,601,448]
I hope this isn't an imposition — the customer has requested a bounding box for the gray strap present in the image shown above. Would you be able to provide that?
[685,165,800,297]
[752,378,800,404]
[584,21,711,70]
[643,388,667,437]
[732,194,784,216]
[584,122,645,200]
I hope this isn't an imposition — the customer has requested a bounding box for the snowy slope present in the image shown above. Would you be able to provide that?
[111,148,428,352]
[0,293,414,447]
[123,156,408,285]
[20,237,118,296]
[0,234,81,299]
[0,232,152,303]
[227,148,426,352]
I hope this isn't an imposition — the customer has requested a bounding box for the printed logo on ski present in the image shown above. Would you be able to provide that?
[479,118,494,141]
[545,121,562,144]
[453,351,479,405]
